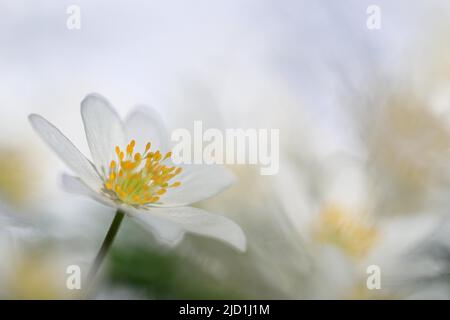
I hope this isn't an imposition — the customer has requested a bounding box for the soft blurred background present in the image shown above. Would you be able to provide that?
[2,0,450,299]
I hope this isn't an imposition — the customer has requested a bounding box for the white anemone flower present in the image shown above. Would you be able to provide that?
[28,93,246,269]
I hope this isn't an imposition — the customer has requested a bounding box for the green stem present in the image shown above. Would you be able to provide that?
[86,209,125,290]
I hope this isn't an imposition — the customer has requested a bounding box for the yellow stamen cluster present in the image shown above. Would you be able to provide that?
[104,139,182,206]
[313,204,378,259]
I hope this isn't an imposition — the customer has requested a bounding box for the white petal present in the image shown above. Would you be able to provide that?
[81,93,125,177]
[129,206,246,251]
[130,211,185,247]
[61,174,116,208]
[160,165,235,206]
[124,106,170,154]
[29,114,103,191]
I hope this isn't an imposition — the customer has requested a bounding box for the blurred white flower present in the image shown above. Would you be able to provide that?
[28,93,245,251]
[272,154,443,299]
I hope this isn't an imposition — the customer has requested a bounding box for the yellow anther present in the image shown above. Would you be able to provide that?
[126,144,133,155]
[110,160,116,169]
[122,160,135,170]
[164,151,172,160]
[171,181,181,188]
[145,142,151,152]
[134,153,141,162]
[157,189,167,195]
[115,146,120,155]
[105,182,113,190]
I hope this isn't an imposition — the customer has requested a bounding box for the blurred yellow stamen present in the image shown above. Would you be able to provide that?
[313,204,378,259]
[103,139,182,206]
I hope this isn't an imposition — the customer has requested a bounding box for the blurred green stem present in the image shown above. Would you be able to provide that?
[86,209,125,293]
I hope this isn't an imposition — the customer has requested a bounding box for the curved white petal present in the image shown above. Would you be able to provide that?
[81,93,125,177]
[29,114,103,191]
[130,211,185,247]
[61,174,116,208]
[160,165,235,206]
[129,206,246,251]
[124,106,170,154]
